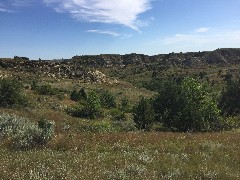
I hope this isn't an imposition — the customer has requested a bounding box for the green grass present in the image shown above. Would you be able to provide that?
[0,131,240,179]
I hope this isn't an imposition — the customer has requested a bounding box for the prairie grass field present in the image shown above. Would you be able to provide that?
[1,131,240,179]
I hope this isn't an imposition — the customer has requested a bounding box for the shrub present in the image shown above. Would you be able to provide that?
[221,116,240,130]
[142,78,163,91]
[199,71,207,79]
[31,79,38,91]
[133,97,155,130]
[119,97,132,113]
[57,92,65,100]
[0,78,27,107]
[110,108,126,121]
[219,79,240,115]
[0,113,54,150]
[153,78,221,132]
[97,89,116,108]
[67,91,102,119]
[223,72,233,82]
[31,80,59,96]
[37,118,55,144]
[70,88,87,101]
[36,84,57,95]
[84,91,102,118]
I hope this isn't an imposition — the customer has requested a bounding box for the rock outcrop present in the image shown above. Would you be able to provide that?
[0,48,240,82]
[85,70,118,84]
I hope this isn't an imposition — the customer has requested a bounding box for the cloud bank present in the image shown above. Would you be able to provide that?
[43,0,152,31]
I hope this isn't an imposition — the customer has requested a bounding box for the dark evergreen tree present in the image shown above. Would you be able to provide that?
[219,79,240,115]
[133,97,154,130]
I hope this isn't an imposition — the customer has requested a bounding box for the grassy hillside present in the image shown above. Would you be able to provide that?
[0,59,240,179]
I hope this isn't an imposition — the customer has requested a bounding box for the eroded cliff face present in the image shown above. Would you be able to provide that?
[1,48,240,81]
[72,48,240,67]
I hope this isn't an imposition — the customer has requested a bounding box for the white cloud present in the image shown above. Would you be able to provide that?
[10,0,33,7]
[43,0,152,31]
[0,0,33,12]
[147,30,240,53]
[163,30,240,45]
[86,29,133,39]
[86,29,120,37]
[195,27,209,33]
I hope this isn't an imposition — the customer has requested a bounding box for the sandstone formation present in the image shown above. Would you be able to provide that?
[0,48,240,82]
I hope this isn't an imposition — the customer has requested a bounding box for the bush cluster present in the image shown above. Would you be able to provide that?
[68,89,119,119]
[65,76,240,132]
[133,77,227,132]
[154,78,221,132]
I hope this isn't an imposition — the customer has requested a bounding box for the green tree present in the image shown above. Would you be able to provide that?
[153,78,221,132]
[85,91,101,118]
[133,97,154,130]
[219,79,240,115]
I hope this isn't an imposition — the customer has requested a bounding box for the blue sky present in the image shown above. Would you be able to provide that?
[1,0,240,59]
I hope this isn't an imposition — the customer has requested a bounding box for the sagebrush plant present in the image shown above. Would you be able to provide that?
[0,78,27,107]
[0,113,55,150]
